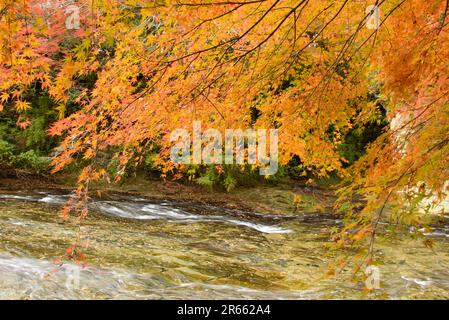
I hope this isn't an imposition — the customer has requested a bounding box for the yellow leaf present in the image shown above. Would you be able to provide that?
[15,100,31,112]
[0,92,9,103]
[56,104,66,119]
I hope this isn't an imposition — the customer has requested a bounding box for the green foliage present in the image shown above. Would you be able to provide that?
[107,157,120,177]
[141,151,161,178]
[223,173,237,192]
[0,85,60,174]
[338,119,388,166]
[0,139,51,175]
[13,150,51,174]
[194,164,283,192]
[196,171,216,189]
[0,140,14,163]
[23,116,47,150]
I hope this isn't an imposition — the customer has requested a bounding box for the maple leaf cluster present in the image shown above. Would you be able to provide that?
[0,0,448,246]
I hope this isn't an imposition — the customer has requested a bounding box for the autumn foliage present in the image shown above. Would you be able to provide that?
[1,0,448,252]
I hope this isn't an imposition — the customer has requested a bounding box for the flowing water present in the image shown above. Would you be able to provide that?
[0,189,448,299]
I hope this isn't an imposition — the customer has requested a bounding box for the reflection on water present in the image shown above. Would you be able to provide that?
[0,190,448,299]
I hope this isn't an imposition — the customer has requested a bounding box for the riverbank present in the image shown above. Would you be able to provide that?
[0,175,337,216]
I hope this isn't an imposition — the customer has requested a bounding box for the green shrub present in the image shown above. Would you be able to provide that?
[223,173,237,192]
[195,164,272,192]
[107,157,120,176]
[13,150,51,174]
[0,140,14,164]
[196,166,218,189]
[23,116,47,150]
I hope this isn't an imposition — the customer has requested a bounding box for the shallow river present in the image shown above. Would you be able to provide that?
[0,189,448,299]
